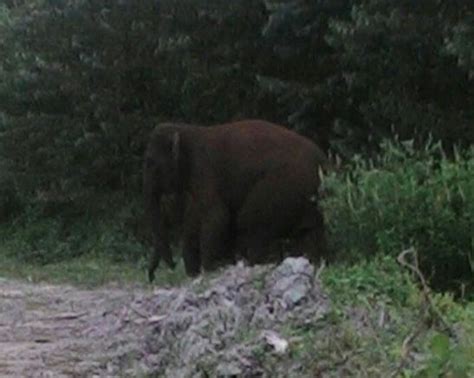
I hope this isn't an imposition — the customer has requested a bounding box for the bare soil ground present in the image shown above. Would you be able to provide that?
[0,258,330,377]
[0,277,144,377]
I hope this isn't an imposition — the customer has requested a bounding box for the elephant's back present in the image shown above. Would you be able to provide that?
[203,120,325,206]
[211,119,327,170]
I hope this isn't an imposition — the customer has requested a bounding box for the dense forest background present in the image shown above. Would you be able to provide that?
[0,0,473,294]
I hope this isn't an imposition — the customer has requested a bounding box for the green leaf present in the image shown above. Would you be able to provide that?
[430,333,450,360]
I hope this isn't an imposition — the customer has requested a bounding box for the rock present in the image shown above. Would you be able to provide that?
[68,257,330,376]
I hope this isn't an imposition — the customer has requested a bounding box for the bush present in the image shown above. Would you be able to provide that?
[0,170,23,223]
[0,193,148,265]
[322,140,474,296]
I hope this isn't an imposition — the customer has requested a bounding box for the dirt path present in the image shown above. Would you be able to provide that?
[0,277,145,377]
[0,259,332,377]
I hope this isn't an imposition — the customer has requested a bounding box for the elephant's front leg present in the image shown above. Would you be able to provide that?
[200,203,234,272]
[147,196,175,283]
[182,200,202,276]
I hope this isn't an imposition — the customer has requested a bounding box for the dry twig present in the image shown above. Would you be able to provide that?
[397,248,455,337]
[390,248,458,377]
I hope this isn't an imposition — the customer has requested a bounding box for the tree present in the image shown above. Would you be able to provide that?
[326,0,474,154]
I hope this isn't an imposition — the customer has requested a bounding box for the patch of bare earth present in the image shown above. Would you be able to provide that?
[0,258,330,377]
[0,278,145,377]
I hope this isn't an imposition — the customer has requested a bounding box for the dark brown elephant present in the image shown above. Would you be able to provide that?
[143,119,329,282]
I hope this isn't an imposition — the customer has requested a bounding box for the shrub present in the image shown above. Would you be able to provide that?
[416,301,474,377]
[322,140,474,296]
[0,170,23,223]
[0,193,148,265]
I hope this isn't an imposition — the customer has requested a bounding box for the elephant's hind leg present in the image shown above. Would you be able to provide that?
[237,174,309,264]
[291,203,329,264]
[200,203,235,272]
[182,201,202,276]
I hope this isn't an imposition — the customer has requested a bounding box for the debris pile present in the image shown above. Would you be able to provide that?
[89,258,330,376]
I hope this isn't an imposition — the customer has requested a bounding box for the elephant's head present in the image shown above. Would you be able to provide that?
[143,124,188,282]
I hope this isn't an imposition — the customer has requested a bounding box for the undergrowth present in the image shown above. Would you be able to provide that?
[0,192,188,287]
[322,140,474,297]
[320,256,474,377]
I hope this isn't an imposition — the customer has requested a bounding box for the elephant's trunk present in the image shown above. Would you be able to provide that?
[144,169,176,282]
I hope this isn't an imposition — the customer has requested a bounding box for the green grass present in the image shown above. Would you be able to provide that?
[0,244,188,288]
[0,252,189,288]
[0,253,142,287]
[253,257,474,377]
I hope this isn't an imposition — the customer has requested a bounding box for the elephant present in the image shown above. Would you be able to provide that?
[143,119,329,282]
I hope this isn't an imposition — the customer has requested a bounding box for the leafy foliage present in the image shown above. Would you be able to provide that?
[325,0,474,155]
[0,194,147,264]
[322,140,474,296]
[414,300,474,377]
[0,0,270,203]
[1,0,473,204]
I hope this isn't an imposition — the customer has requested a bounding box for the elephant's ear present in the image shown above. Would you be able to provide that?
[172,131,180,169]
